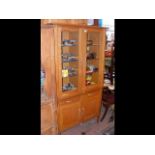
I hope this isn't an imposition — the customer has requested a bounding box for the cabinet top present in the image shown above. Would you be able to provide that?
[41,23,105,30]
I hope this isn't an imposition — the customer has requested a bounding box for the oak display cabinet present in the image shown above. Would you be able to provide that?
[41,21,105,134]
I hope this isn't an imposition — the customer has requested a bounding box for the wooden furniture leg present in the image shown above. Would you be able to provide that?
[100,105,108,122]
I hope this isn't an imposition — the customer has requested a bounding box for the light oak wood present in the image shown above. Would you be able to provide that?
[55,26,82,100]
[41,20,105,133]
[41,126,58,135]
[82,90,101,121]
[41,103,57,131]
[42,19,88,26]
[41,26,58,135]
[58,97,81,131]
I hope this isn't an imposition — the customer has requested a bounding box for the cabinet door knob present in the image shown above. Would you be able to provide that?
[88,93,92,96]
[66,100,71,103]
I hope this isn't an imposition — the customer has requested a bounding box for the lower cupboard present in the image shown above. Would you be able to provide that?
[58,89,102,132]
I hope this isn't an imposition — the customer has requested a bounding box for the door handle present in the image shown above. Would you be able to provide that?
[78,108,81,114]
[65,100,71,103]
[88,93,93,96]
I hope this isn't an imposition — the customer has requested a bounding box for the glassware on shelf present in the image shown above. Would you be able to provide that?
[62,69,69,78]
[86,52,97,60]
[61,31,79,92]
[87,19,94,26]
[62,67,78,78]
[63,83,76,91]
[86,65,98,74]
[87,40,93,46]
[86,74,96,86]
[62,53,78,62]
[62,40,77,46]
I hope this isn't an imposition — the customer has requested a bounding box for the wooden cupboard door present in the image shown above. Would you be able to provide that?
[55,26,83,100]
[58,98,81,131]
[82,90,102,121]
[81,28,105,92]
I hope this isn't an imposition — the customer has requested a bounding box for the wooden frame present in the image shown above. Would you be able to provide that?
[41,22,105,134]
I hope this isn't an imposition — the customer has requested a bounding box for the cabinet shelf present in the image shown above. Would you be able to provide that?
[86,70,98,74]
[86,82,96,86]
[62,88,77,92]
[61,44,78,47]
[87,44,103,46]
[63,60,78,63]
[62,74,78,78]
[86,58,99,61]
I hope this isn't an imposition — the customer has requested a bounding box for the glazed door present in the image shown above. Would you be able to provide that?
[56,26,82,99]
[82,28,105,92]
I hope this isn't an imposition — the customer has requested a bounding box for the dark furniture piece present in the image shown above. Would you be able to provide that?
[100,87,114,122]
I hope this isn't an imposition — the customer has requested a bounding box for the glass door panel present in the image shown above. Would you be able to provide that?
[61,30,79,92]
[86,31,101,86]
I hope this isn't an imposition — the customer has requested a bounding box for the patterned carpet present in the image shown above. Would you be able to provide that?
[62,105,114,135]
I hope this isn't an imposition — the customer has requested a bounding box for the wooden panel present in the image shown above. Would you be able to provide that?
[58,97,81,131]
[42,19,88,26]
[41,26,58,134]
[41,27,56,98]
[81,28,105,92]
[60,95,81,105]
[41,103,57,131]
[41,24,105,133]
[55,26,83,100]
[82,90,102,121]
[41,127,58,135]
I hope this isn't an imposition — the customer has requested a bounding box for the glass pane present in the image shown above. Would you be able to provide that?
[86,32,100,86]
[61,31,79,92]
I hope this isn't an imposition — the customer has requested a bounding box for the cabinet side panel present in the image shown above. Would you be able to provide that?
[41,27,56,99]
[41,27,58,134]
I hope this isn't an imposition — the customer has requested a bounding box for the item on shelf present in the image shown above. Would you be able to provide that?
[62,53,78,62]
[62,69,69,78]
[86,74,92,81]
[62,40,77,46]
[87,19,94,26]
[105,57,112,67]
[86,74,92,85]
[104,79,111,84]
[112,72,115,78]
[68,68,77,77]
[86,75,96,86]
[98,19,104,27]
[87,40,93,46]
[105,50,112,57]
[87,46,90,51]
[86,52,96,59]
[63,83,76,91]
[104,73,112,79]
[86,65,98,73]
[62,67,77,77]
